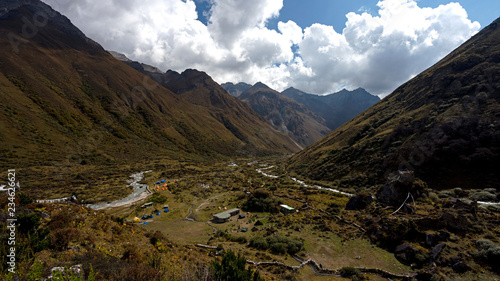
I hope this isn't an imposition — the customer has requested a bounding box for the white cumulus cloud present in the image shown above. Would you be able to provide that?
[43,0,480,97]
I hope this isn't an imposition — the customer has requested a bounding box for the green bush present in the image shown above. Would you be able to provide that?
[248,236,303,255]
[210,250,264,281]
[230,236,248,244]
[340,266,366,280]
[17,213,41,235]
[249,237,268,250]
[470,190,496,202]
[149,193,167,204]
[474,239,500,270]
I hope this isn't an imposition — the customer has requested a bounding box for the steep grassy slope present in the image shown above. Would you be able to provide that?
[0,0,298,172]
[282,87,380,130]
[107,54,301,155]
[289,18,500,190]
[161,69,301,154]
[239,83,330,148]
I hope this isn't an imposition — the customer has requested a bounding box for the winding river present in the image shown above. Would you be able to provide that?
[87,170,152,210]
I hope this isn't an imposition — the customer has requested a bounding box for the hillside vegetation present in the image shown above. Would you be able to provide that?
[0,1,299,202]
[289,17,500,190]
[239,83,330,148]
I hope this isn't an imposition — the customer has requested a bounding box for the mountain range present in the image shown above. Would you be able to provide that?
[282,87,380,130]
[220,82,380,147]
[0,0,300,173]
[288,17,500,190]
[109,52,301,155]
[237,82,330,148]
[220,82,252,98]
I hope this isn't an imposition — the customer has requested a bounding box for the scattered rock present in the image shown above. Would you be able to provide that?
[424,233,435,247]
[376,170,425,208]
[345,193,374,210]
[440,212,471,234]
[48,264,83,280]
[452,262,469,273]
[395,243,423,265]
[429,243,446,263]
[437,230,451,242]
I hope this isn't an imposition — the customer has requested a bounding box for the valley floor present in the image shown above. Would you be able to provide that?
[4,157,500,280]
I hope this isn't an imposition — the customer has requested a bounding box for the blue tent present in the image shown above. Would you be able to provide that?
[143,222,148,225]
[156,212,160,216]
[164,208,169,213]
[156,181,160,184]
[161,180,166,183]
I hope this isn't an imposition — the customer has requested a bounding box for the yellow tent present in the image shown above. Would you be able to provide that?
[133,217,141,223]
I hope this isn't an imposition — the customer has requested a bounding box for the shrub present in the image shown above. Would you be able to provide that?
[248,236,303,255]
[49,227,80,250]
[121,244,143,263]
[18,193,34,206]
[149,193,167,204]
[340,267,361,278]
[17,213,41,235]
[474,239,500,270]
[438,190,455,199]
[210,250,264,281]
[230,236,248,244]
[470,190,496,202]
[147,230,167,246]
[49,210,73,230]
[249,237,268,250]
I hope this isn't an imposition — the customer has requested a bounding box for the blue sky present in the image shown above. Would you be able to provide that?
[271,0,499,32]
[45,0,495,97]
[194,0,499,32]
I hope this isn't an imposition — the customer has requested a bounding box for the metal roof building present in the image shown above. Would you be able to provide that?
[212,208,240,223]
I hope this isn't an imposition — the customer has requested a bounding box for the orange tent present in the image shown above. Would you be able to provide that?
[163,183,167,187]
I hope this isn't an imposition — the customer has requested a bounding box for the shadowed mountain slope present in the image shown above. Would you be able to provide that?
[282,87,380,130]
[109,52,301,155]
[0,0,298,173]
[239,82,331,148]
[158,69,301,154]
[288,18,500,190]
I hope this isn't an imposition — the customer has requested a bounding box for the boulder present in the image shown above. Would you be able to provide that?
[440,212,471,234]
[376,170,425,208]
[395,243,423,265]
[429,243,446,263]
[452,262,469,273]
[345,193,374,210]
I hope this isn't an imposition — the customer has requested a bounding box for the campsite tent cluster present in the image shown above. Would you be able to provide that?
[154,179,178,192]
[133,205,170,225]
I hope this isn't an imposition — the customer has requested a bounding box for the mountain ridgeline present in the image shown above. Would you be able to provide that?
[220,82,252,98]
[220,82,380,147]
[110,53,301,154]
[238,82,330,148]
[288,17,500,190]
[282,87,380,130]
[0,0,301,173]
